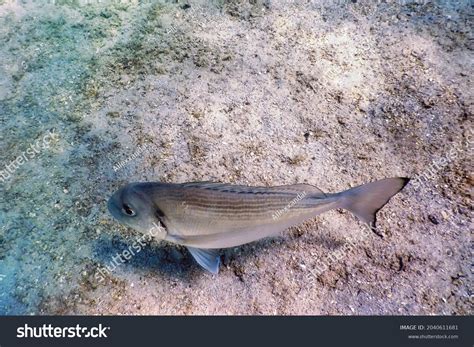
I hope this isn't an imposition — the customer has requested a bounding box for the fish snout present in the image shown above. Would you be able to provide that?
[107,190,124,221]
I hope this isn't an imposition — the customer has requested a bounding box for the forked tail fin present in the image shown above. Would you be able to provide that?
[338,177,410,233]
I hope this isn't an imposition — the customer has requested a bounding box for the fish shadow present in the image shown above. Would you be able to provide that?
[219,225,353,272]
[93,234,202,282]
[306,233,347,251]
[93,229,345,279]
[221,236,288,266]
[222,232,346,265]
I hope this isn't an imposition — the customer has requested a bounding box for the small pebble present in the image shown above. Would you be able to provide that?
[428,214,439,225]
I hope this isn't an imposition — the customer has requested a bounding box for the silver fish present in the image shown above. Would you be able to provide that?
[107,177,409,273]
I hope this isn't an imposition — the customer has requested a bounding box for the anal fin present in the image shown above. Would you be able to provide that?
[187,247,221,274]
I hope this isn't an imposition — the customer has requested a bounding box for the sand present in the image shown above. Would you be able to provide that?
[0,0,472,315]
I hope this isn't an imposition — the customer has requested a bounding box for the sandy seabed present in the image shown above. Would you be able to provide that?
[0,0,472,315]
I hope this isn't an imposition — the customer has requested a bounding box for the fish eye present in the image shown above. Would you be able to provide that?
[122,204,136,216]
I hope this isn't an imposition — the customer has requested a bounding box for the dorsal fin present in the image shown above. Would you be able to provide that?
[275,184,326,197]
[180,181,326,197]
[181,182,228,189]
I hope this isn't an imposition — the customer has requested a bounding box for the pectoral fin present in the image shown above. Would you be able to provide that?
[187,247,221,274]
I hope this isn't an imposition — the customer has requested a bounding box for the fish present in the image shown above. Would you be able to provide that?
[107,177,410,274]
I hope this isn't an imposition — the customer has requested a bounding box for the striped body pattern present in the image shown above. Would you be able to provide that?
[108,178,409,273]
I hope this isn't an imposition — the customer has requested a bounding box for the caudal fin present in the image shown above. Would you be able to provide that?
[338,177,410,233]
